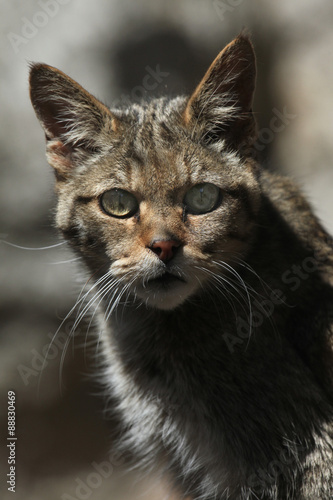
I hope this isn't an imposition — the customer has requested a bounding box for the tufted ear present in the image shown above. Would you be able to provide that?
[183,34,257,154]
[29,64,117,180]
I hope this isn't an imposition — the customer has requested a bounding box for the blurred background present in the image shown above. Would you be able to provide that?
[1,1,333,499]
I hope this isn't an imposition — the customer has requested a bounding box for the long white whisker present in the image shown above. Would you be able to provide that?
[1,239,66,251]
[37,269,113,395]
[214,260,253,344]
[58,273,120,386]
[49,257,82,265]
[106,277,136,323]
[230,256,272,292]
[194,272,235,324]
[71,274,117,334]
[197,266,251,320]
[82,277,126,360]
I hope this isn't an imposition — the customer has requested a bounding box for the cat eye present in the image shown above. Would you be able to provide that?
[184,183,220,214]
[100,189,139,218]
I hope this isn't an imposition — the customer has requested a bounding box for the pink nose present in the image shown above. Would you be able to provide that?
[149,239,180,262]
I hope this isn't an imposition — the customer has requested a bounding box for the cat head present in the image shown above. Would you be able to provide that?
[29,34,261,310]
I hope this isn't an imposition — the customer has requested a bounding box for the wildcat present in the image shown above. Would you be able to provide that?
[29,34,333,499]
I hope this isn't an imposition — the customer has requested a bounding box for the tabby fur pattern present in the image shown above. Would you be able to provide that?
[29,35,333,499]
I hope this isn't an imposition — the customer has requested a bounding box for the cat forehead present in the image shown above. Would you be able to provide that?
[66,97,251,196]
[112,97,185,152]
[114,96,186,125]
[108,97,241,180]
[78,141,246,203]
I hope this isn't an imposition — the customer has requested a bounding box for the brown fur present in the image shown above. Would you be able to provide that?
[29,35,333,499]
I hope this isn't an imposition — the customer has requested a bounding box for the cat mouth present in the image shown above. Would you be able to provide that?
[137,271,193,309]
[146,272,186,288]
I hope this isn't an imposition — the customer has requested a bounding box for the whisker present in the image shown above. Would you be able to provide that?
[49,257,82,265]
[37,269,114,395]
[213,260,253,345]
[1,239,67,251]
[106,277,136,323]
[71,274,116,333]
[214,258,282,344]
[197,266,252,322]
[194,273,233,325]
[83,277,125,359]
[58,273,121,385]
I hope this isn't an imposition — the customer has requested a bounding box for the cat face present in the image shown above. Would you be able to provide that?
[29,35,260,310]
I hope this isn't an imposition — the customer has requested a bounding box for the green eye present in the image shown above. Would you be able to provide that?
[100,189,139,218]
[184,183,220,214]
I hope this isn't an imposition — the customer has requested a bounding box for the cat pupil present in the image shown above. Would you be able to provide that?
[198,188,205,204]
[184,183,220,214]
[100,189,138,218]
[117,193,125,211]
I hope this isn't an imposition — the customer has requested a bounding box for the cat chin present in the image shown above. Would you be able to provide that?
[141,295,187,310]
[135,281,197,311]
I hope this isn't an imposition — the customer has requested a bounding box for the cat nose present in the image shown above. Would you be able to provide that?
[149,239,181,262]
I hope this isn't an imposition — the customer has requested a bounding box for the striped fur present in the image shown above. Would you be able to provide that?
[29,35,333,499]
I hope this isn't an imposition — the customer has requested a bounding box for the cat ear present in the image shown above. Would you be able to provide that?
[29,64,117,179]
[183,34,257,153]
